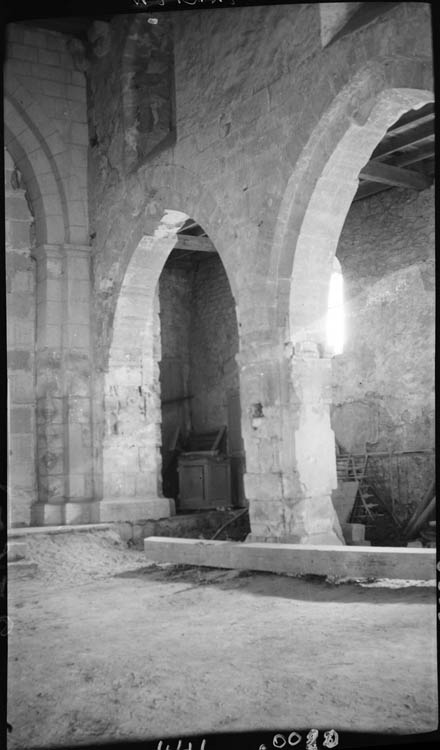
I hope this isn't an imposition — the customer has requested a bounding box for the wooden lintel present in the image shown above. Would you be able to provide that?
[174,234,216,253]
[371,120,434,160]
[359,161,431,191]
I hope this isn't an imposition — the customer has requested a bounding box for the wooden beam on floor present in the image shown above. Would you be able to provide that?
[144,537,436,581]
[174,234,216,253]
[359,161,432,191]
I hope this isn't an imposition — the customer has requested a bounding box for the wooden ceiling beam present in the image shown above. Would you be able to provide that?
[173,234,216,253]
[353,182,392,202]
[391,142,435,168]
[359,161,432,191]
[371,120,434,160]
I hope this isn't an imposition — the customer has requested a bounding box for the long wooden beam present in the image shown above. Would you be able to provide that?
[144,537,436,581]
[174,234,216,253]
[359,161,432,190]
[392,141,435,168]
[371,120,434,160]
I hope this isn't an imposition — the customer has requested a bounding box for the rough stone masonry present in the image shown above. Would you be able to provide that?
[4,3,434,545]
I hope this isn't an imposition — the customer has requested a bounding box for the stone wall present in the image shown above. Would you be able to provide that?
[4,23,89,246]
[5,149,36,527]
[189,255,239,434]
[332,185,435,518]
[4,3,434,536]
[5,24,93,525]
[85,2,432,540]
[158,264,193,450]
[159,255,239,439]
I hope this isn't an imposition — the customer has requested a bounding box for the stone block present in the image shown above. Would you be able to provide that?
[38,48,61,66]
[144,538,436,581]
[9,370,35,403]
[38,324,63,349]
[135,472,158,496]
[65,324,90,350]
[67,84,86,103]
[31,502,64,526]
[10,406,32,434]
[244,472,283,502]
[11,43,38,62]
[66,302,90,325]
[70,122,89,146]
[64,500,99,525]
[9,462,35,489]
[6,219,33,249]
[8,350,31,371]
[98,497,172,523]
[32,62,67,82]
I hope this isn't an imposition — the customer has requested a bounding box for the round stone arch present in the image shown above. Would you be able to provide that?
[252,61,433,545]
[99,167,243,522]
[4,68,88,245]
[4,92,67,246]
[270,58,433,347]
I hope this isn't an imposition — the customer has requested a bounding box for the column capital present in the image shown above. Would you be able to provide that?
[31,244,63,262]
[63,244,91,257]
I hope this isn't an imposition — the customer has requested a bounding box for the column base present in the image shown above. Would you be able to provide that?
[98,496,175,523]
[31,500,100,526]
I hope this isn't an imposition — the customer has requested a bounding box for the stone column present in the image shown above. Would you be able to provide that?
[241,338,343,545]
[32,244,66,525]
[285,342,343,544]
[32,244,96,525]
[63,245,97,524]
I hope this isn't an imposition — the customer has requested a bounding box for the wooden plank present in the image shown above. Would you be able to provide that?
[144,537,436,581]
[359,161,431,190]
[174,234,216,253]
[353,182,392,202]
[392,141,435,168]
[371,120,434,160]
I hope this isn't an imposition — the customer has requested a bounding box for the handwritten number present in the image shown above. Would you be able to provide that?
[273,735,286,749]
[323,730,339,748]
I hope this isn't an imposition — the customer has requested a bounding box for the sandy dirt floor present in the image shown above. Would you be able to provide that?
[6,530,438,748]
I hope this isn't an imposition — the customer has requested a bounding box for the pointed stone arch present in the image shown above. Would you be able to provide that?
[98,167,244,521]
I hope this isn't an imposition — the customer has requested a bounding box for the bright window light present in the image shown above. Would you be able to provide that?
[326,261,345,356]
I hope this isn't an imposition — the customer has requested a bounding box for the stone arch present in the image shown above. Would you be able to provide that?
[99,164,240,364]
[3,69,86,245]
[270,58,433,347]
[99,170,243,520]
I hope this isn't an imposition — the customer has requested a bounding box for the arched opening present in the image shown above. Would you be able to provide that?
[326,257,345,357]
[283,87,434,545]
[331,101,435,543]
[101,210,244,522]
[158,218,243,511]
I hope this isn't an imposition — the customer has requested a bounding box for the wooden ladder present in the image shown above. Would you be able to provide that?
[336,453,379,522]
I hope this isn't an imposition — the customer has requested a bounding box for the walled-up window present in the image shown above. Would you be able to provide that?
[326,257,344,356]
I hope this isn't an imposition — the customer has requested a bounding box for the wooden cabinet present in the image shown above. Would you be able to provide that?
[178,453,231,510]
